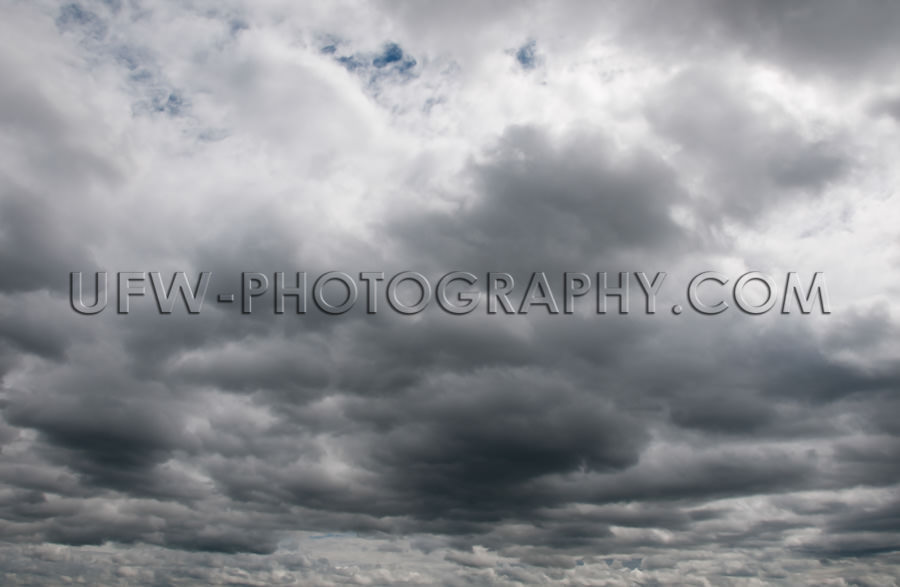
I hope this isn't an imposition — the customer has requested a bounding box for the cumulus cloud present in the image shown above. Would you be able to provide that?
[0,1,898,585]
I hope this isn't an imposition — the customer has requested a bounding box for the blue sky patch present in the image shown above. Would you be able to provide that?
[56,3,108,40]
[373,43,404,68]
[516,40,537,70]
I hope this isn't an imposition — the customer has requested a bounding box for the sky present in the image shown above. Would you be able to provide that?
[1,1,900,585]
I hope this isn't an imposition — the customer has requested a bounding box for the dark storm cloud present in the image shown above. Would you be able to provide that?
[830,435,900,488]
[3,385,189,496]
[0,1,898,585]
[389,124,695,273]
[0,300,70,360]
[668,390,776,435]
[0,189,99,295]
[359,369,648,509]
[5,166,892,566]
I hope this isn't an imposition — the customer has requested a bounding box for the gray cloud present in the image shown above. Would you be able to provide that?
[0,1,897,585]
[620,0,900,80]
[645,68,852,224]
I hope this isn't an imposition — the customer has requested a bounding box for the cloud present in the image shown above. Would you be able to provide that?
[618,0,900,80]
[0,1,897,585]
[645,68,852,224]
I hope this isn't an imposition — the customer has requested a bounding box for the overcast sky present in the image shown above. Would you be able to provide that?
[1,1,900,585]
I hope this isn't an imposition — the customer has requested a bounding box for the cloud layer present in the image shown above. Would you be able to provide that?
[1,1,899,585]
